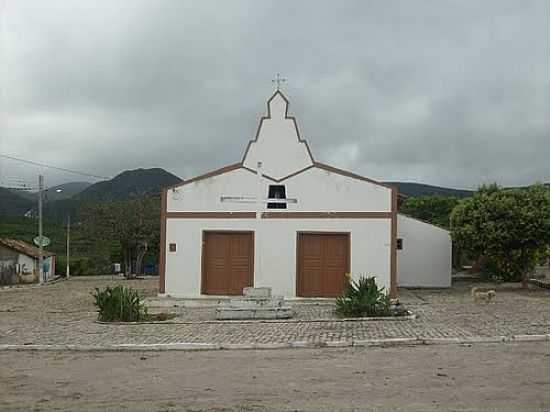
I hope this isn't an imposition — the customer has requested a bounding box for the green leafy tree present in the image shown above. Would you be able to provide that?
[80,196,160,277]
[450,184,550,285]
[400,195,460,228]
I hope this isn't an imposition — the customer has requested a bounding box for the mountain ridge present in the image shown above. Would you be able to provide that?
[75,168,183,202]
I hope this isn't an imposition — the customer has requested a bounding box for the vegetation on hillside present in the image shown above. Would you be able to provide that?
[0,215,117,275]
[0,168,181,218]
[0,187,33,216]
[400,195,460,228]
[0,169,173,275]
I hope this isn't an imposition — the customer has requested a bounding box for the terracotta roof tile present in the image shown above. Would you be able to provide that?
[0,238,55,259]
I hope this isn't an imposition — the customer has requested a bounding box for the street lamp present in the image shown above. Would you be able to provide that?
[37,179,70,282]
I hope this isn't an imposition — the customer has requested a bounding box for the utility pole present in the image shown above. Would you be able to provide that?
[66,214,70,279]
[38,174,44,284]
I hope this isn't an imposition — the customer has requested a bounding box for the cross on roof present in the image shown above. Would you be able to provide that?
[272,73,287,91]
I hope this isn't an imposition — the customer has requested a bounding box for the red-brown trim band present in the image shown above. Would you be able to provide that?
[390,187,398,299]
[164,211,392,219]
[241,90,315,165]
[166,212,257,219]
[165,163,243,191]
[262,212,392,219]
[314,162,393,190]
[159,188,167,294]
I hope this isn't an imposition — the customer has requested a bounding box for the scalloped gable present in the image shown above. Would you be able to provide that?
[242,91,314,180]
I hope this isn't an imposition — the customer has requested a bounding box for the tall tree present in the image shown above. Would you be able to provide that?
[80,196,160,277]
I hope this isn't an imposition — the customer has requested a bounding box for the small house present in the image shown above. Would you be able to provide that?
[0,238,56,285]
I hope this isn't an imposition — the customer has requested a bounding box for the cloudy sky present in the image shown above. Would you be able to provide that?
[1,0,549,190]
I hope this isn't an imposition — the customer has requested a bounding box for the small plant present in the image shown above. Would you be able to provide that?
[335,275,391,317]
[93,286,148,322]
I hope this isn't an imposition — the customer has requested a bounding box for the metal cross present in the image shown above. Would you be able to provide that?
[272,73,287,91]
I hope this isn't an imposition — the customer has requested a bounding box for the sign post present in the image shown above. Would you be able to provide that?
[38,175,44,284]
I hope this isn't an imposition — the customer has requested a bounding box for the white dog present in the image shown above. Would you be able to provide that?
[471,287,496,304]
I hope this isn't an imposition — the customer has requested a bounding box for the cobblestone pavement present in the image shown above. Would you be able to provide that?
[1,276,550,346]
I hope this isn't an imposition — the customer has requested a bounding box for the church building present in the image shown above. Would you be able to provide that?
[159,90,451,299]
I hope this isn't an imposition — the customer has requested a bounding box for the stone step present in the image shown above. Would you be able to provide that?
[243,287,272,298]
[225,296,284,308]
[216,306,294,320]
[216,286,294,320]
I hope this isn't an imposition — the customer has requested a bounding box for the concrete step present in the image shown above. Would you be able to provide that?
[225,296,285,309]
[216,306,294,320]
[243,287,272,298]
[216,286,294,320]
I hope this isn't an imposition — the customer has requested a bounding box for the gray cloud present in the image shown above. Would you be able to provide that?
[1,0,549,190]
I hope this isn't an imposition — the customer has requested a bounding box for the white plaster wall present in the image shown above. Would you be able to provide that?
[17,254,35,276]
[243,93,313,180]
[397,214,452,288]
[168,167,391,213]
[286,167,391,212]
[165,218,391,298]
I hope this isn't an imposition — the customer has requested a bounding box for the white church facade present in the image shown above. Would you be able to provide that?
[159,91,451,299]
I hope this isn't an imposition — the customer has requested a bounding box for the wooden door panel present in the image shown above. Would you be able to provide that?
[203,234,227,294]
[203,232,253,295]
[298,233,349,297]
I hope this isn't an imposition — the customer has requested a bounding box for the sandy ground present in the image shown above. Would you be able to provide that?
[1,342,550,411]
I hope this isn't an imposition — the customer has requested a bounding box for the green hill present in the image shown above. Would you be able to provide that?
[0,187,34,217]
[17,181,92,202]
[76,168,182,202]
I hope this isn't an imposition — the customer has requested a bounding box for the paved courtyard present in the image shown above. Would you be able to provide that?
[1,276,550,348]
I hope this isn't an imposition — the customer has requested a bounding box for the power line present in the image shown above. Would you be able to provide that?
[0,153,110,180]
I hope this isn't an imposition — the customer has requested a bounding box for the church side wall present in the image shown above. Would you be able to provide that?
[397,214,452,288]
[164,218,391,298]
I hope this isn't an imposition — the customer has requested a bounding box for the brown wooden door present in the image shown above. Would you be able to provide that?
[202,232,254,295]
[297,233,350,297]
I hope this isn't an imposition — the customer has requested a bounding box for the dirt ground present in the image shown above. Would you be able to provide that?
[1,342,550,412]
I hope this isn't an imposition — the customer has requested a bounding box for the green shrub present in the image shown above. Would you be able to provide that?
[335,275,391,317]
[451,184,550,285]
[92,286,148,322]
